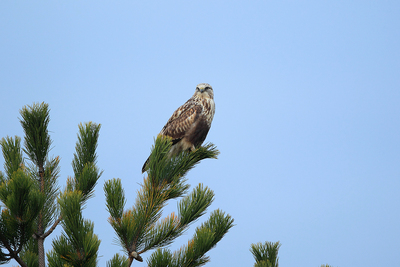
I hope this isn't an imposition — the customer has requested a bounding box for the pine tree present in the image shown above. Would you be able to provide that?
[0,103,101,267]
[105,136,234,266]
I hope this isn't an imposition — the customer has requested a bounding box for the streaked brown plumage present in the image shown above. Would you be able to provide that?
[142,83,215,173]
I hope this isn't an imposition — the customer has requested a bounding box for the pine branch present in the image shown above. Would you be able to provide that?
[37,156,61,233]
[0,136,23,179]
[140,212,181,251]
[106,136,230,266]
[178,184,214,226]
[46,121,102,267]
[0,248,10,265]
[104,179,126,220]
[147,136,219,189]
[71,122,102,205]
[105,176,171,260]
[140,184,215,254]
[147,209,234,267]
[48,190,100,267]
[250,241,281,267]
[72,122,100,177]
[42,216,62,239]
[127,178,167,252]
[107,253,130,267]
[19,102,51,168]
[0,169,44,267]
[0,241,28,267]
[18,102,59,267]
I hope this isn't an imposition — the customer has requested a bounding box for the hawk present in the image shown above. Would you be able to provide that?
[142,83,215,173]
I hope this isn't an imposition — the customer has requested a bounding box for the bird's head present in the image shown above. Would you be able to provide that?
[193,83,214,99]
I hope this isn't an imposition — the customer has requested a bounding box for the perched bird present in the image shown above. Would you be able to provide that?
[142,83,215,173]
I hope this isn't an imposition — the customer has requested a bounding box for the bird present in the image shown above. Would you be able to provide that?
[142,83,215,173]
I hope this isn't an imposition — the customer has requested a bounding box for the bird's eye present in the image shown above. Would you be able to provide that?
[196,87,199,91]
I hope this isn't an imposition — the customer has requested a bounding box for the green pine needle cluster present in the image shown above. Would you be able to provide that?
[250,241,281,267]
[69,122,103,205]
[147,135,219,188]
[1,136,23,178]
[19,103,52,169]
[147,209,234,267]
[249,247,332,267]
[47,191,100,267]
[104,136,234,266]
[0,169,44,265]
[106,253,129,267]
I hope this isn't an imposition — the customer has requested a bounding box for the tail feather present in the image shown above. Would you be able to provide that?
[142,156,150,173]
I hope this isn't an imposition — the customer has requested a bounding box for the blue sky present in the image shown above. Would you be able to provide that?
[1,1,399,266]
